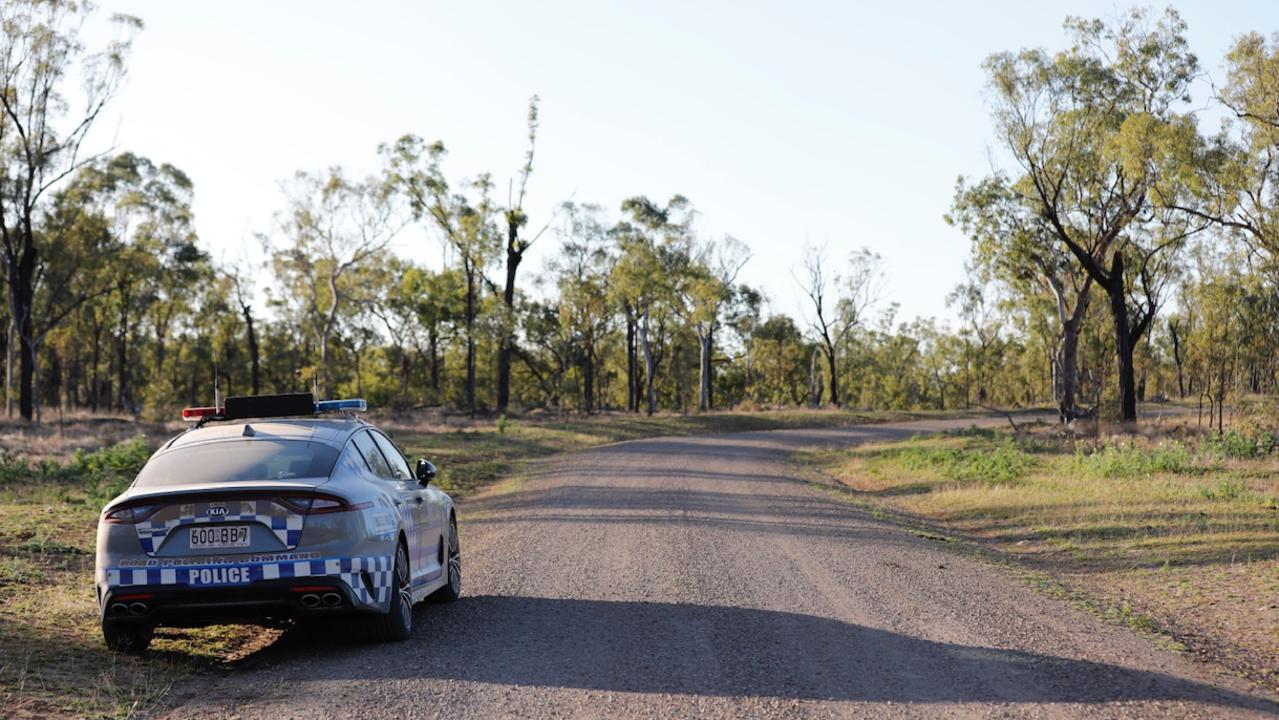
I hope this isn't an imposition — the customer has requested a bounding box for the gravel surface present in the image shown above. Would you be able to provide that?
[157,417,1279,719]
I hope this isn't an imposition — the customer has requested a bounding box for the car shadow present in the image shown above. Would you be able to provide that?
[261,595,1276,712]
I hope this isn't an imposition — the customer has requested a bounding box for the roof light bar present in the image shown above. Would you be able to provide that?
[181,406,222,422]
[315,398,367,413]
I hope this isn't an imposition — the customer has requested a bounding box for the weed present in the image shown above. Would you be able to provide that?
[1069,441,1203,479]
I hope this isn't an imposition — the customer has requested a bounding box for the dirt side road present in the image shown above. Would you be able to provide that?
[158,417,1278,719]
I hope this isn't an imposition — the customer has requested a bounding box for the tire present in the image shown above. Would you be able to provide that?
[366,541,413,642]
[429,515,461,603]
[103,622,152,653]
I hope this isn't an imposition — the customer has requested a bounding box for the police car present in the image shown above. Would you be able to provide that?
[94,393,460,652]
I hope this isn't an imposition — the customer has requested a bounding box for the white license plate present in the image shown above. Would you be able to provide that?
[189,525,251,549]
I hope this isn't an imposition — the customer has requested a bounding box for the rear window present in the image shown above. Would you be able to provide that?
[135,440,341,487]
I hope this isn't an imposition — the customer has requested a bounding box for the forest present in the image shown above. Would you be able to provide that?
[2,2,1278,427]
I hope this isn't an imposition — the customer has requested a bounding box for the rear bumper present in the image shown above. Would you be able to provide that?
[101,578,368,627]
[99,554,393,626]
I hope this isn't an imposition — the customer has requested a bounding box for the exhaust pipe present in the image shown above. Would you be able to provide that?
[299,593,321,608]
[128,602,148,616]
[321,592,342,607]
[109,603,129,617]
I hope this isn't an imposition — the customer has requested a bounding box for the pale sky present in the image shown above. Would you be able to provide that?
[92,0,1277,327]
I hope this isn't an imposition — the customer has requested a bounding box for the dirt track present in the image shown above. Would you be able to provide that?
[158,416,1279,719]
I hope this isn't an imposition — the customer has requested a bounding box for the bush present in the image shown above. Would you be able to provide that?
[68,436,153,505]
[1200,478,1250,502]
[891,439,1033,485]
[1204,430,1278,460]
[1070,441,1202,479]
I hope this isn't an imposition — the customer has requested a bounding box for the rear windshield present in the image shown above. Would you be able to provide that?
[135,440,341,487]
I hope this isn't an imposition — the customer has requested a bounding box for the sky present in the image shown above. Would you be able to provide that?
[90,0,1278,327]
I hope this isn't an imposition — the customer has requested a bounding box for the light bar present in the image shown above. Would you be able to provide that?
[315,398,367,413]
[181,406,222,421]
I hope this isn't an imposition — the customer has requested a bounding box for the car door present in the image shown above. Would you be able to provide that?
[369,430,436,582]
[350,430,428,583]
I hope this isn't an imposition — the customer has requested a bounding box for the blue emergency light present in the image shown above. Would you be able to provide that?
[315,398,368,413]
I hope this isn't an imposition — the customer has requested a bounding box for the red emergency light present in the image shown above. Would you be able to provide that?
[181,406,222,421]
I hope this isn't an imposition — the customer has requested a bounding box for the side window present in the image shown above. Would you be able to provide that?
[371,431,413,481]
[351,430,394,479]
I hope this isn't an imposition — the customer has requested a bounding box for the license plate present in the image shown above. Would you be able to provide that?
[189,525,251,549]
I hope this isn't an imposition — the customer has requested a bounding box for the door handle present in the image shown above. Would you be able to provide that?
[414,496,425,505]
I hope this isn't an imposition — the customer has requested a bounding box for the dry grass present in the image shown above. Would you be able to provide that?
[806,417,1279,691]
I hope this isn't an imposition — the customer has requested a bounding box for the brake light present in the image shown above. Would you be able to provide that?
[276,493,371,515]
[102,503,162,524]
[181,406,222,421]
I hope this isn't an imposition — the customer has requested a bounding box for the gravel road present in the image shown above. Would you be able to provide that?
[158,416,1279,719]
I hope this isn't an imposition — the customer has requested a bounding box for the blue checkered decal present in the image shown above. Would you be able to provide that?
[135,500,304,553]
[105,555,395,606]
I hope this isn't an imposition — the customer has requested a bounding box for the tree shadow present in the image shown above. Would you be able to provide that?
[264,595,1276,712]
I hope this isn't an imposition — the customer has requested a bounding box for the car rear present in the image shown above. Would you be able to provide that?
[95,416,397,649]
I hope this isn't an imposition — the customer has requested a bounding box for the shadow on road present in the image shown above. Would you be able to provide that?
[264,595,1276,712]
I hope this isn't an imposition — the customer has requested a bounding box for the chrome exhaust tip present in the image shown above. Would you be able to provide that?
[109,602,129,617]
[321,592,342,607]
[299,593,321,608]
[128,602,148,616]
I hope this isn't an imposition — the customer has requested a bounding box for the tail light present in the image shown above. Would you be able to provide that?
[102,502,163,524]
[277,493,371,515]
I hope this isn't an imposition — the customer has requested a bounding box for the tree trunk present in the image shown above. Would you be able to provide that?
[1104,254,1138,423]
[824,345,840,407]
[465,269,477,415]
[9,246,36,421]
[582,345,595,414]
[116,284,130,413]
[243,305,261,396]
[496,240,522,412]
[697,329,713,412]
[624,305,637,413]
[1169,321,1186,398]
[638,311,656,416]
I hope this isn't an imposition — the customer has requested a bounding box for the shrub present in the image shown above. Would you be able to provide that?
[1070,440,1202,479]
[889,439,1033,485]
[68,436,153,505]
[1200,478,1250,502]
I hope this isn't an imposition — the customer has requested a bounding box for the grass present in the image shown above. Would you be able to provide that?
[0,405,956,718]
[805,420,1279,691]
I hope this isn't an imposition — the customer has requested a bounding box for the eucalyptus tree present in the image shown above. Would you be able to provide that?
[611,195,693,415]
[496,95,547,412]
[382,136,499,415]
[548,202,614,413]
[681,236,749,411]
[0,1,140,420]
[949,174,1093,420]
[982,8,1204,421]
[269,167,403,397]
[795,245,882,406]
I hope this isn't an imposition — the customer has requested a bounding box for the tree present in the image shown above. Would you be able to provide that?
[611,195,691,415]
[949,174,1093,420]
[982,8,1203,421]
[269,168,402,397]
[548,202,614,413]
[680,236,749,411]
[796,245,882,406]
[0,1,140,420]
[383,136,499,415]
[496,95,547,412]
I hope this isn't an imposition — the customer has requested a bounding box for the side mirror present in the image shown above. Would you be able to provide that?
[416,459,437,485]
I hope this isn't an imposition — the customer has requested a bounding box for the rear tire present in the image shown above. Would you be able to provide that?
[103,622,152,653]
[429,515,461,603]
[365,541,413,642]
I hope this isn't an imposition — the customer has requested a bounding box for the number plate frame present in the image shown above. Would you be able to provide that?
[189,525,251,549]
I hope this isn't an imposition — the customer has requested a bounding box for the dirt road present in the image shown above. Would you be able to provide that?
[159,417,1278,719]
